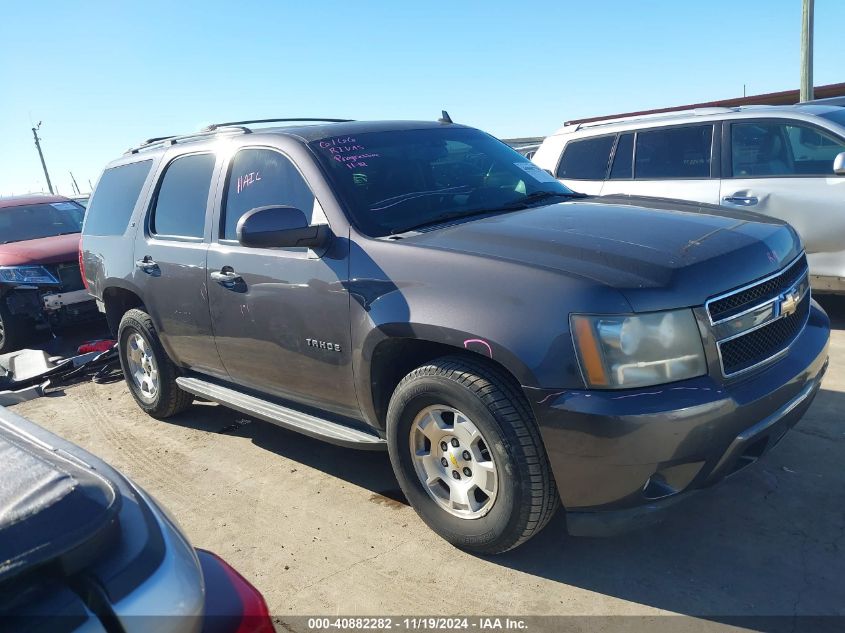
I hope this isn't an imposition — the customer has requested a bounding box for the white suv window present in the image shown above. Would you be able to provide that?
[556,136,614,180]
[731,121,845,177]
[634,125,713,179]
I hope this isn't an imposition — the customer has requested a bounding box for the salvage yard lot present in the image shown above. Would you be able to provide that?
[10,298,845,624]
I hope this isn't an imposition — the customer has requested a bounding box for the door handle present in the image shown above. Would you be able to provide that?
[135,257,159,274]
[210,268,242,286]
[722,195,759,206]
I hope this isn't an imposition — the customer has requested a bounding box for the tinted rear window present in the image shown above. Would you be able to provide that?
[556,136,614,180]
[84,161,153,236]
[150,154,215,238]
[635,125,713,179]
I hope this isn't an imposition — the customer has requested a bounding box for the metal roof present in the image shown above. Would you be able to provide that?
[564,82,845,128]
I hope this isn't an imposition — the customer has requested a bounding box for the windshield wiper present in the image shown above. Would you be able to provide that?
[498,190,586,210]
[389,208,514,235]
[388,191,584,236]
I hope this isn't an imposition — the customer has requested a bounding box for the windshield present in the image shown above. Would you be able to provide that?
[309,127,575,237]
[0,201,85,244]
[819,108,845,129]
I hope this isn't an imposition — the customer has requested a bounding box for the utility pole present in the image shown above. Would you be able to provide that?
[31,122,54,194]
[800,0,814,102]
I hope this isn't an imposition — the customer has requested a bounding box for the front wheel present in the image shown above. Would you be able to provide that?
[386,356,560,554]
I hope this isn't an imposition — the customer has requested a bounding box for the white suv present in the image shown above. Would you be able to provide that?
[532,104,845,292]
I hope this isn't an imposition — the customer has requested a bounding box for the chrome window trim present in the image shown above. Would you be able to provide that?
[706,252,807,325]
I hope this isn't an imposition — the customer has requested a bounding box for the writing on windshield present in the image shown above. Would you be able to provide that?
[310,127,573,237]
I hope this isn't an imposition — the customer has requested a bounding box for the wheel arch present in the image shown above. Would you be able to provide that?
[360,327,533,430]
[102,284,145,335]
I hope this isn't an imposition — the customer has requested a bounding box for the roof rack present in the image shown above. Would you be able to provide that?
[125,126,253,155]
[563,107,739,133]
[125,118,354,155]
[202,117,353,131]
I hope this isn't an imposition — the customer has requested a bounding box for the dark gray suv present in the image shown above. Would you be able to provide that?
[81,118,830,553]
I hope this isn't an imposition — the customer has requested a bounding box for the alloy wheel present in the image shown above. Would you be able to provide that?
[125,332,159,401]
[409,405,499,519]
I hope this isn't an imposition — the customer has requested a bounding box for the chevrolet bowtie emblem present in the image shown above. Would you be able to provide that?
[779,290,800,317]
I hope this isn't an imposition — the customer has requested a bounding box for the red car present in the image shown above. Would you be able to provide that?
[0,194,97,353]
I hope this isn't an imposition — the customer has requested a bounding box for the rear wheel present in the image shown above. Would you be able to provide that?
[387,356,559,554]
[118,309,193,418]
[0,298,33,355]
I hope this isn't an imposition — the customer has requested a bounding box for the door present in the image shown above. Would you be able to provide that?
[133,152,226,377]
[721,119,845,280]
[600,124,721,204]
[207,147,358,417]
[555,135,614,195]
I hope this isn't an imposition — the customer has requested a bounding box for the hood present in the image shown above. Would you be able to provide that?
[403,195,802,312]
[0,233,81,267]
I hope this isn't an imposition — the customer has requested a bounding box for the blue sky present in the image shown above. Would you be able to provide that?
[1,0,843,195]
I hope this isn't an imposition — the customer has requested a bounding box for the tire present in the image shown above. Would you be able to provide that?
[117,308,193,419]
[386,356,560,554]
[0,297,33,355]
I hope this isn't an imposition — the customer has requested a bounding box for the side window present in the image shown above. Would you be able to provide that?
[150,154,216,238]
[609,133,634,179]
[635,125,713,179]
[222,148,319,241]
[731,121,845,177]
[556,136,615,180]
[84,160,153,236]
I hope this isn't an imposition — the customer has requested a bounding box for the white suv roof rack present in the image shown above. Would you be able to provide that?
[560,106,741,134]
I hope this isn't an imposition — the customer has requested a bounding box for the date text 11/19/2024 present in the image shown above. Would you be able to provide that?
[306,617,529,631]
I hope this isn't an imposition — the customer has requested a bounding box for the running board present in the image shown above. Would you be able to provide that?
[175,377,386,450]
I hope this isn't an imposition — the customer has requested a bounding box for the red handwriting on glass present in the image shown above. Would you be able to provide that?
[237,171,261,194]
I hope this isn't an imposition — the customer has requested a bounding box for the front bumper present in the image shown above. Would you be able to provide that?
[527,301,830,536]
[4,286,98,328]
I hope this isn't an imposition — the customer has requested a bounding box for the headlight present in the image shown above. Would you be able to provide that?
[0,265,59,285]
[571,309,707,389]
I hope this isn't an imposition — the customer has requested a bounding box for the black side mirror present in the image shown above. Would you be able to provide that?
[236,206,331,249]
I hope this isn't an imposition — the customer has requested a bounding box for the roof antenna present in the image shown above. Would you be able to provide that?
[438,110,453,124]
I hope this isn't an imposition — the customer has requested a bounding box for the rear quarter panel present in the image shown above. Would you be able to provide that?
[82,155,162,305]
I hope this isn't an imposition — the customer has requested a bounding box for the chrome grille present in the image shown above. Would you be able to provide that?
[719,294,810,375]
[707,254,810,378]
[707,254,807,323]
